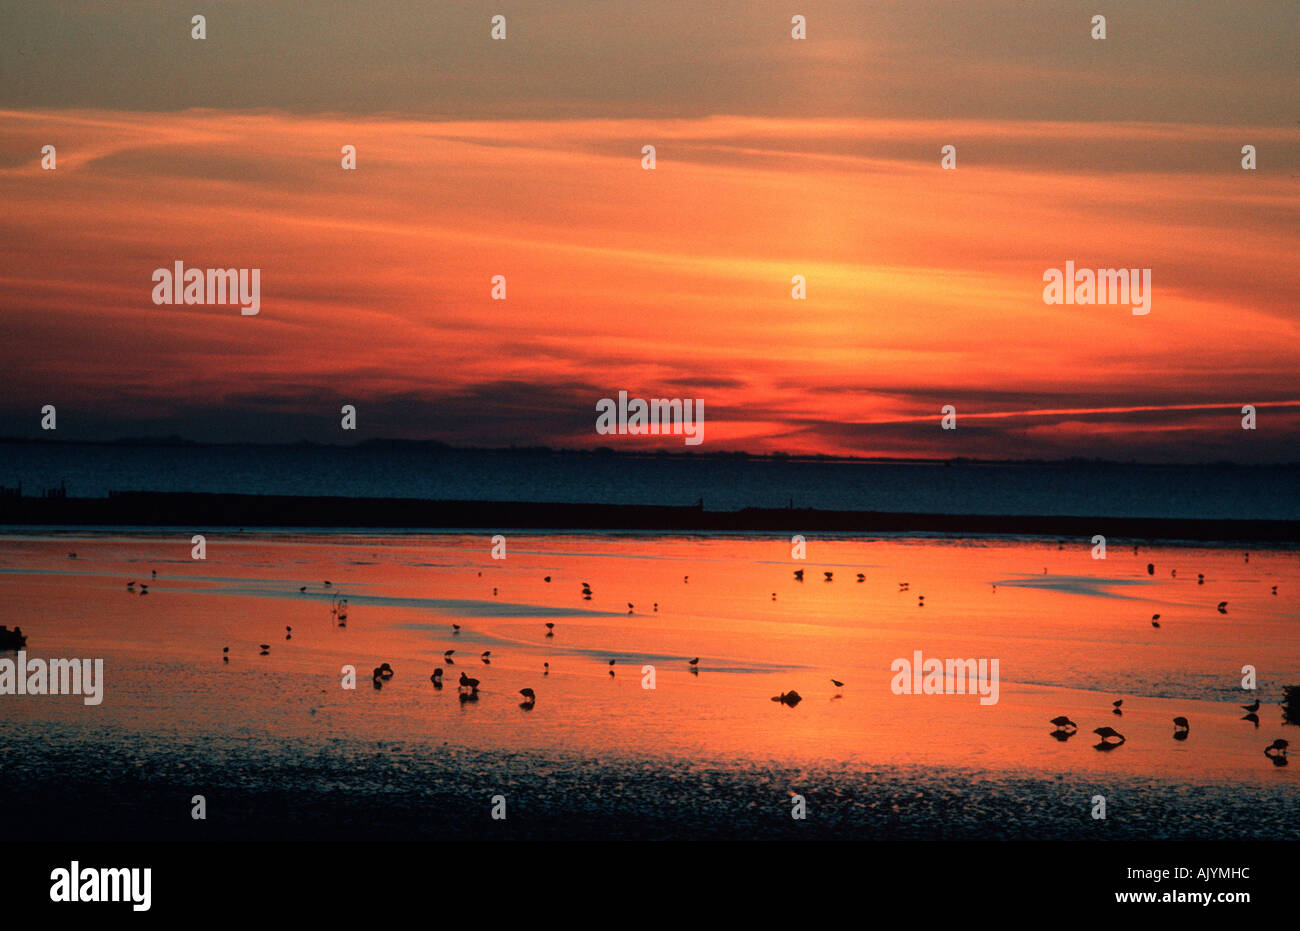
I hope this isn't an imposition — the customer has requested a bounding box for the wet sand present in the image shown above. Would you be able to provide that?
[0,531,1295,840]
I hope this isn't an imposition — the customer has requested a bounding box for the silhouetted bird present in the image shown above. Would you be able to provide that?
[688,657,699,666]
[1146,563,1154,575]
[831,679,845,691]
[1112,699,1124,715]
[793,570,803,581]
[1217,602,1228,614]
[299,586,307,592]
[1049,716,1077,731]
[452,624,460,633]
[823,571,833,581]
[1242,699,1260,713]
[771,691,802,707]
[458,672,479,691]
[544,576,551,582]
[543,662,549,676]
[1151,614,1161,628]
[1265,739,1288,765]
[1173,716,1189,734]
[519,687,535,704]
[323,581,331,586]
[1093,726,1125,745]
[856,573,865,582]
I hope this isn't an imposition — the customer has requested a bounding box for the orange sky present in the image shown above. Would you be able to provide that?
[1,2,1298,460]
[2,110,1297,459]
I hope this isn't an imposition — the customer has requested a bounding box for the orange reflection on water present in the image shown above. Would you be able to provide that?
[0,532,1295,786]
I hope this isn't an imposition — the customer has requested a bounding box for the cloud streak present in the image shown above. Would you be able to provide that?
[1,109,1297,460]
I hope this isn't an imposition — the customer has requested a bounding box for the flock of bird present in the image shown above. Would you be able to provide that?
[1048,698,1290,765]
[105,549,1290,768]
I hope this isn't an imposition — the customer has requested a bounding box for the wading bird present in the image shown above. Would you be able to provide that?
[1093,726,1126,746]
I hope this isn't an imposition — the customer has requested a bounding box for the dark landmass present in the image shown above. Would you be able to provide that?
[1,491,1296,542]
[2,434,1295,468]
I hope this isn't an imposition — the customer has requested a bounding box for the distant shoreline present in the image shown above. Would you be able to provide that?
[1,491,1295,543]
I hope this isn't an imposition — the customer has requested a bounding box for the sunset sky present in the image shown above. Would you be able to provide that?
[1,0,1297,461]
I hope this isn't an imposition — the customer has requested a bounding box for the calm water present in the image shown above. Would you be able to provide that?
[0,530,1295,840]
[2,441,1298,519]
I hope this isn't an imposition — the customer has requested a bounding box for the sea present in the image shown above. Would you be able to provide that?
[1,441,1297,520]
